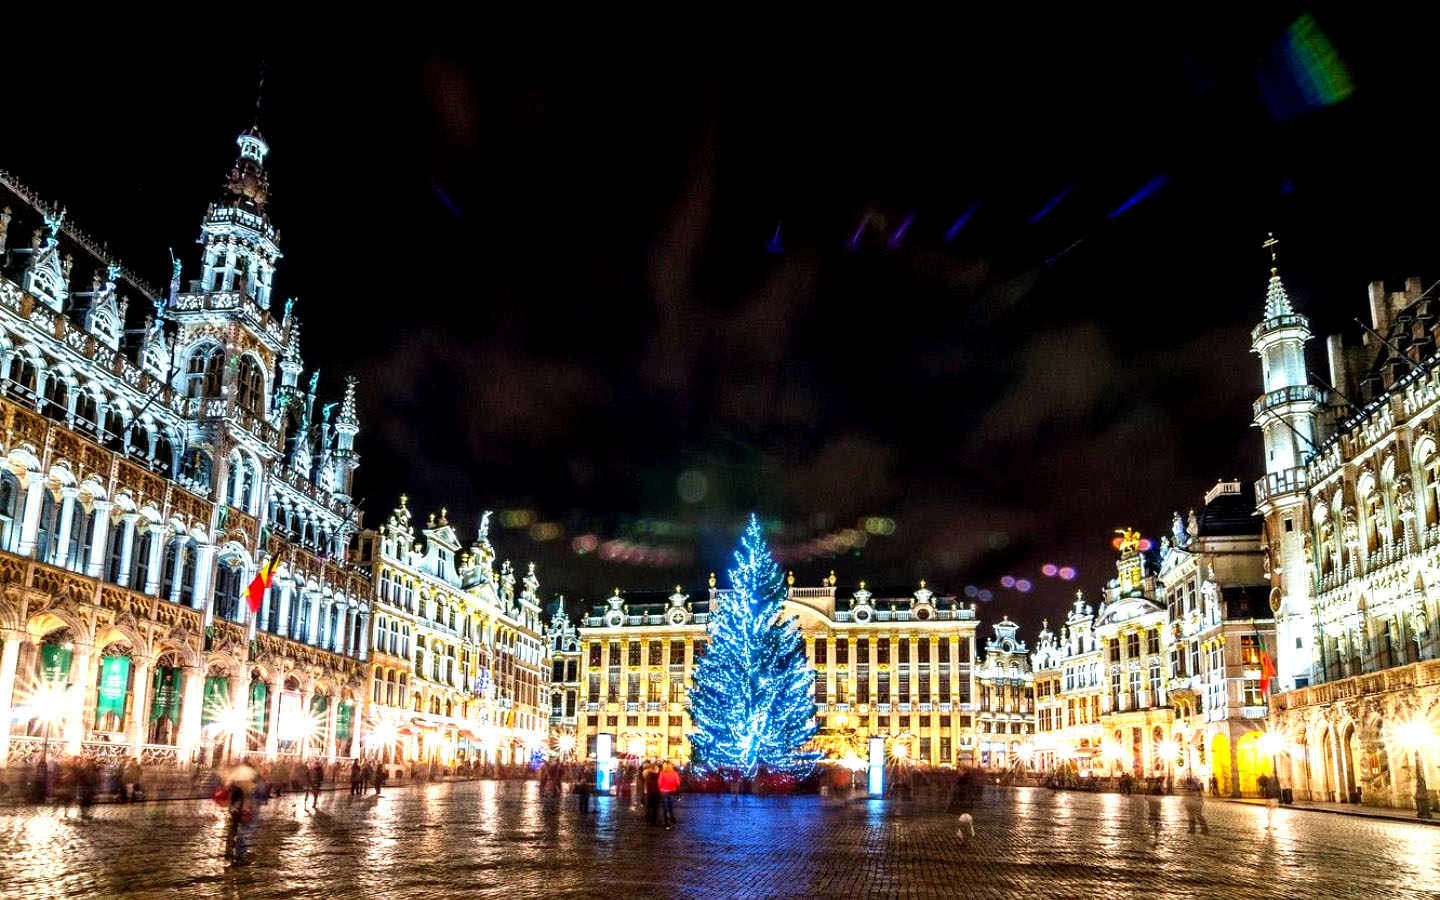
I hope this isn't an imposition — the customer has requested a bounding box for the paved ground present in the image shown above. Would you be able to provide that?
[0,780,1437,899]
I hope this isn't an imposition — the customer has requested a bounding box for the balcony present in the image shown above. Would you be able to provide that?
[1252,384,1322,420]
[1255,466,1307,504]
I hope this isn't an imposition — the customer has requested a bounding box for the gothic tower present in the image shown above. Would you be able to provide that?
[1251,235,1320,690]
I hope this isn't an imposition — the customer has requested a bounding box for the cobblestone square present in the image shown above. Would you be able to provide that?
[1,782,1437,899]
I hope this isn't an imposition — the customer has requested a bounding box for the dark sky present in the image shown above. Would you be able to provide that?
[9,13,1440,638]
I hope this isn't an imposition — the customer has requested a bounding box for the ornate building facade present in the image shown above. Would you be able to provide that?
[1031,594,1105,775]
[974,617,1034,769]
[1158,482,1275,796]
[1092,530,1175,779]
[356,503,550,765]
[0,128,373,770]
[559,575,981,766]
[1260,259,1440,810]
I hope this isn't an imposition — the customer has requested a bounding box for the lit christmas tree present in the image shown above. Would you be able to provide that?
[688,514,819,777]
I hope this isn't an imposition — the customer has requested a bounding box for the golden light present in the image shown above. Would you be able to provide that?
[556,734,576,756]
[1256,730,1283,757]
[30,682,68,726]
[1016,744,1035,763]
[218,706,248,737]
[1158,738,1180,763]
[365,714,402,751]
[1394,719,1435,753]
[835,713,849,728]
[841,752,868,771]
[1103,740,1126,762]
[891,740,910,760]
[626,737,646,758]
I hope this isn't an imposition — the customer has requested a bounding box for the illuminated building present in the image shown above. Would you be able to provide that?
[974,617,1034,770]
[1031,593,1105,775]
[357,502,550,765]
[1092,529,1174,778]
[1256,249,1440,809]
[564,574,981,766]
[0,126,372,769]
[1156,482,1275,795]
[546,608,582,752]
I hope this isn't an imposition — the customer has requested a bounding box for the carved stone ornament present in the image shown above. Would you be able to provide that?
[1396,475,1415,515]
[1341,507,1359,546]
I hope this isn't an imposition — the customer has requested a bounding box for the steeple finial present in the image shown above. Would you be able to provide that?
[338,376,359,428]
[1262,232,1295,318]
[254,60,265,131]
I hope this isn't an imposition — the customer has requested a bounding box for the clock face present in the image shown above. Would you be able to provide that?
[1269,590,1283,614]
[669,609,687,625]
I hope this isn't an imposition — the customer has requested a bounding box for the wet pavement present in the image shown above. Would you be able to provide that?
[0,780,1436,899]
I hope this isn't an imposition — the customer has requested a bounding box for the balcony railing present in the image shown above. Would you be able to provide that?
[1252,384,1323,420]
[1255,466,1307,503]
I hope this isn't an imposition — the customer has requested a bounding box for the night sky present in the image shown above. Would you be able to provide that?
[9,13,1440,637]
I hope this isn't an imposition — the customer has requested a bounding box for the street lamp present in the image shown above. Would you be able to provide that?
[1157,738,1179,792]
[31,682,67,764]
[1394,719,1434,820]
[1256,730,1284,801]
[556,734,576,760]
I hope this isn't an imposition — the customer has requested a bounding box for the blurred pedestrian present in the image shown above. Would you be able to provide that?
[373,763,386,795]
[350,760,363,796]
[1183,775,1210,834]
[76,758,98,820]
[658,761,680,829]
[124,756,143,802]
[643,761,661,825]
[306,758,324,808]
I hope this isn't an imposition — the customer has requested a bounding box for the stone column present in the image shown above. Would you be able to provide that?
[348,700,363,759]
[115,515,138,587]
[85,501,113,578]
[0,629,23,767]
[264,674,282,758]
[15,475,48,557]
[176,665,205,765]
[308,593,322,645]
[334,605,349,656]
[63,641,95,753]
[358,612,371,661]
[128,656,152,756]
[143,527,166,596]
[50,489,78,568]
[324,693,339,760]
[192,544,217,612]
[276,582,293,637]
[231,675,251,761]
[300,687,315,758]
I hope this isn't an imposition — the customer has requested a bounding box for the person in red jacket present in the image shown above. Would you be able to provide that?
[658,761,680,829]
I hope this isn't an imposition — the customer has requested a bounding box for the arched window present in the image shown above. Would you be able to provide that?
[225,455,241,505]
[105,516,127,584]
[103,406,125,446]
[34,488,61,565]
[42,374,70,418]
[185,345,224,399]
[159,536,182,600]
[214,558,245,622]
[131,525,155,592]
[0,471,21,552]
[66,502,96,572]
[74,391,99,430]
[14,354,39,394]
[152,432,173,477]
[236,355,264,414]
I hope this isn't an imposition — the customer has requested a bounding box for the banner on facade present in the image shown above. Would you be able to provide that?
[150,667,182,724]
[277,689,302,741]
[202,676,229,728]
[38,644,72,686]
[94,656,131,730]
[248,681,270,738]
[336,700,353,742]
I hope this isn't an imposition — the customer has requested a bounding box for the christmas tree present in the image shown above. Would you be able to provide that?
[688,514,819,777]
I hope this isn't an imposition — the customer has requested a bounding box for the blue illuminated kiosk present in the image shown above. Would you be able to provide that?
[596,733,616,794]
[868,736,885,797]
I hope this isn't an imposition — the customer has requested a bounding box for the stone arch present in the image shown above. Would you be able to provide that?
[1210,732,1232,795]
[27,608,92,643]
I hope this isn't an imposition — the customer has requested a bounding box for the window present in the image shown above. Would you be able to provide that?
[589,643,601,668]
[587,674,600,703]
[34,490,61,565]
[814,638,828,664]
[105,519,127,583]
[877,638,889,664]
[856,665,870,703]
[877,671,890,703]
[836,640,849,665]
[235,355,265,413]
[1242,679,1264,706]
[919,641,930,664]
[857,638,869,664]
[898,672,911,702]
[214,561,245,621]
[628,642,641,667]
[0,472,20,552]
[648,641,662,665]
[1108,639,1120,663]
[185,345,224,399]
[1126,632,1140,659]
[814,672,827,704]
[1146,629,1160,656]
[1240,635,1261,667]
[899,640,911,664]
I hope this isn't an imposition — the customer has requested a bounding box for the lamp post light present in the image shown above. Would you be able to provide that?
[1256,730,1284,801]
[1395,720,1434,820]
[33,682,67,765]
[1157,738,1179,793]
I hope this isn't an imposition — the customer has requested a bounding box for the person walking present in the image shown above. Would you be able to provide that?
[306,758,324,808]
[1183,775,1210,834]
[643,761,661,825]
[76,758,98,820]
[658,761,680,829]
[350,760,363,796]
[124,756,142,802]
[575,762,593,813]
[373,763,386,795]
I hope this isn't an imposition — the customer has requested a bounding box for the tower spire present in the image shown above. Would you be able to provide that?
[1262,232,1294,319]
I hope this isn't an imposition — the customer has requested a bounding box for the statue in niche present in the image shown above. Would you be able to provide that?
[479,510,493,542]
[500,561,515,606]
